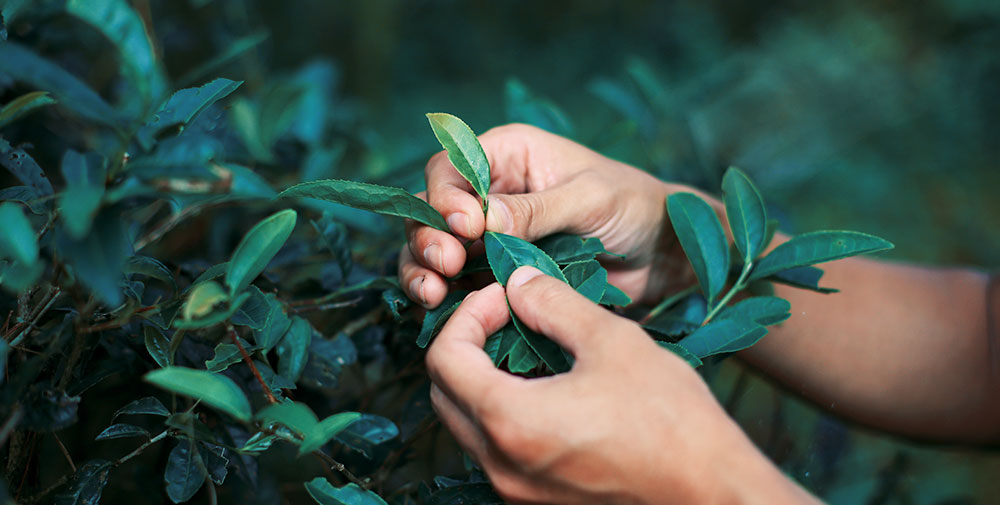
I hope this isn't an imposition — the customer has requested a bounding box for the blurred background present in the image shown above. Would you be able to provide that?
[4,0,1000,503]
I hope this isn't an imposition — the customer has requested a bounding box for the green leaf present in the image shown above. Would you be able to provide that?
[199,444,228,485]
[722,167,767,263]
[645,294,707,338]
[95,423,149,441]
[768,266,838,293]
[0,91,56,129]
[112,397,169,421]
[253,293,291,351]
[750,231,894,281]
[145,367,252,421]
[278,180,449,232]
[205,338,255,373]
[192,262,228,285]
[226,209,297,296]
[492,325,540,373]
[0,201,38,265]
[53,460,112,505]
[138,78,243,149]
[277,316,312,382]
[127,134,222,180]
[763,218,780,251]
[238,432,276,454]
[510,310,571,373]
[0,259,43,294]
[164,439,206,504]
[182,281,229,321]
[1,136,53,196]
[173,292,250,330]
[256,401,319,435]
[666,193,729,303]
[57,210,130,306]
[599,284,632,307]
[0,186,48,215]
[562,260,606,303]
[656,341,703,368]
[301,412,362,455]
[426,113,491,202]
[484,231,566,286]
[125,255,176,293]
[381,287,411,321]
[304,478,389,505]
[59,150,107,239]
[334,414,398,458]
[416,290,467,348]
[534,233,619,264]
[144,326,172,368]
[678,318,769,358]
[0,42,121,126]
[231,285,270,330]
[717,296,791,326]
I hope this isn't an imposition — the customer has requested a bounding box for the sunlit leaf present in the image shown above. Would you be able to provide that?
[226,209,297,296]
[279,180,449,232]
[722,167,767,263]
[750,231,894,281]
[426,113,491,203]
[145,367,252,421]
[667,193,729,303]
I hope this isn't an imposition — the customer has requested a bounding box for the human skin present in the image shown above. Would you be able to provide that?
[399,123,1000,503]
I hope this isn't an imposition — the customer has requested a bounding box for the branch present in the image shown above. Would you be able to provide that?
[228,325,277,404]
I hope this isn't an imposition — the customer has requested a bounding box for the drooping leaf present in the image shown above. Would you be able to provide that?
[112,396,169,421]
[277,316,312,382]
[750,231,894,281]
[335,414,399,458]
[182,281,229,321]
[562,260,606,303]
[231,285,270,330]
[59,150,107,239]
[416,290,467,349]
[0,201,38,265]
[483,231,566,286]
[666,193,729,303]
[226,209,297,296]
[304,478,389,505]
[534,233,619,264]
[144,326,172,368]
[145,367,252,421]
[656,341,703,368]
[678,318,769,358]
[717,296,791,326]
[58,209,131,306]
[0,90,56,129]
[138,78,243,148]
[722,167,767,263]
[510,310,571,373]
[426,113,491,203]
[0,136,53,195]
[278,180,449,232]
[95,423,150,441]
[504,77,574,137]
[768,265,838,293]
[164,439,207,504]
[53,460,112,505]
[301,412,362,455]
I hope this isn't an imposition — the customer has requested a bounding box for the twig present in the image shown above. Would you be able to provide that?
[313,450,367,488]
[52,432,76,473]
[7,287,62,346]
[135,203,209,251]
[291,297,363,313]
[78,305,160,334]
[228,326,277,404]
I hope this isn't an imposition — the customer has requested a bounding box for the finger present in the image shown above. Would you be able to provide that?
[430,384,488,464]
[425,283,522,416]
[398,245,448,308]
[405,220,468,278]
[506,266,632,359]
[425,151,487,241]
[484,172,600,242]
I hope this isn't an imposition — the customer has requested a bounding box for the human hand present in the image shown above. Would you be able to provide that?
[425,266,818,505]
[399,123,699,309]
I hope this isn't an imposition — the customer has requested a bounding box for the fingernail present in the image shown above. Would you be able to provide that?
[485,196,512,233]
[424,243,444,272]
[409,275,426,304]
[508,266,543,288]
[446,212,472,238]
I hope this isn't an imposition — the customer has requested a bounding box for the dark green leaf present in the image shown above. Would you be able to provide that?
[491,324,520,366]
[113,396,169,421]
[253,293,291,351]
[534,233,619,264]
[145,367,252,421]
[95,423,149,441]
[0,259,44,293]
[1,136,53,195]
[164,439,206,504]
[53,460,112,505]
[232,285,270,330]
[484,231,566,286]
[416,290,468,348]
[127,134,222,180]
[511,310,571,373]
[178,30,268,86]
[335,414,399,458]
[0,185,48,215]
[763,218,780,251]
[278,180,449,232]
[205,338,255,373]
[144,325,172,368]
[304,478,389,505]
[125,255,175,293]
[426,482,503,505]
[59,150,106,239]
[58,210,131,306]
[138,78,243,148]
[192,262,228,285]
[562,260,606,303]
[599,284,632,307]
[750,231,894,281]
[277,316,312,382]
[678,318,769,358]
[0,90,56,129]
[381,288,410,320]
[722,167,767,263]
[226,209,297,296]
[504,77,574,137]
[0,201,38,265]
[667,193,729,303]
[768,265,838,293]
[656,341,703,368]
[717,296,791,326]
[426,113,491,202]
[645,294,707,337]
[165,412,216,443]
[198,443,229,485]
[238,432,276,454]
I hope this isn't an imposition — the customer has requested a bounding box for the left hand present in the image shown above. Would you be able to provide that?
[425,266,819,505]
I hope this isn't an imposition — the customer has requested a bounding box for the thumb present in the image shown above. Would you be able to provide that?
[484,183,584,242]
[505,266,629,358]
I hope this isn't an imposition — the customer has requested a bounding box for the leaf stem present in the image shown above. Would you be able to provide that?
[702,262,753,325]
[228,325,277,404]
[640,285,699,324]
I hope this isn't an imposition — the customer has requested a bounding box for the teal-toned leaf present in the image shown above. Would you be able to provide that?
[0,42,121,125]
[0,91,56,129]
[484,232,566,286]
[182,281,229,321]
[231,285,270,330]
[381,288,411,320]
[57,210,130,306]
[335,414,399,458]
[277,316,312,382]
[172,292,249,330]
[0,201,38,265]
[722,167,767,263]
[416,290,467,349]
[256,401,318,436]
[278,180,449,232]
[226,209,297,296]
[750,231,894,281]
[304,478,389,505]
[164,439,206,504]
[0,259,43,294]
[426,113,491,202]
[302,141,346,182]
[192,262,228,285]
[144,326,172,368]
[504,336,540,373]
[145,367,252,421]
[504,78,574,137]
[763,218,780,251]
[138,78,243,149]
[769,266,838,293]
[0,186,48,215]
[256,360,297,392]
[534,233,619,264]
[645,294,707,337]
[301,412,362,455]
[53,460,112,505]
[223,163,278,200]
[127,134,222,180]
[253,293,291,351]
[599,284,632,307]
[562,260,606,303]
[666,193,729,303]
[59,150,107,239]
[125,255,176,293]
[113,397,169,421]
[678,319,769,358]
[95,423,149,441]
[491,324,520,366]
[717,296,791,326]
[510,311,571,373]
[238,432,276,454]
[205,338,254,373]
[198,444,228,485]
[1,137,53,195]
[656,341,703,368]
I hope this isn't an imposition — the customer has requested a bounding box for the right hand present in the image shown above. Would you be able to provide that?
[398,123,699,308]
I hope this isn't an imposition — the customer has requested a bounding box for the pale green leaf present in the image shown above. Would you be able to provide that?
[145,367,252,421]
[226,209,297,296]
[182,281,229,321]
[483,231,566,286]
[426,113,491,202]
